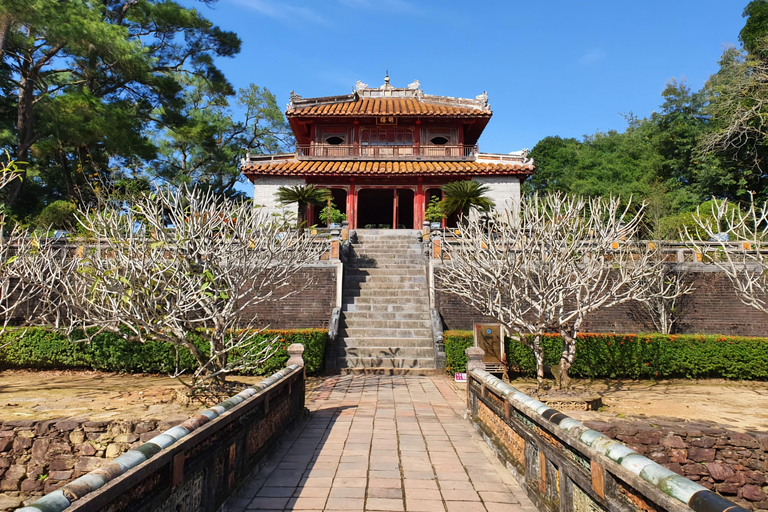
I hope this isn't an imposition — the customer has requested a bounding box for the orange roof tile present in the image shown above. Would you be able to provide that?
[287,98,490,117]
[242,159,533,177]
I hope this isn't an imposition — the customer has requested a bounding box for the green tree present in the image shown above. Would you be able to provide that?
[0,0,241,214]
[275,184,331,231]
[441,180,495,218]
[153,81,291,198]
[525,136,581,194]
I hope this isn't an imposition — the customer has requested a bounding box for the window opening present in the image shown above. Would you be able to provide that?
[325,136,344,145]
[430,136,449,145]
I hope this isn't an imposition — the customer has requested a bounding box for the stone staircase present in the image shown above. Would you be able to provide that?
[338,229,437,374]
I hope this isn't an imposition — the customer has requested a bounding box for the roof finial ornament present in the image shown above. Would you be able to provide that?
[288,90,302,109]
[355,80,368,92]
[407,79,420,90]
[381,70,393,91]
[476,91,489,106]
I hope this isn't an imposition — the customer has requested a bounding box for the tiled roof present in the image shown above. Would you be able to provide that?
[242,159,533,177]
[287,98,490,117]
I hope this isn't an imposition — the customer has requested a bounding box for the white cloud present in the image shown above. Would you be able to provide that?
[579,49,606,65]
[227,0,327,24]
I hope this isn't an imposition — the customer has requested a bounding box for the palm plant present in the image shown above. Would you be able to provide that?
[275,184,331,230]
[441,180,495,218]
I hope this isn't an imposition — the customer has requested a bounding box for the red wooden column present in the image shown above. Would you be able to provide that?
[347,181,356,229]
[415,179,424,227]
[392,189,399,229]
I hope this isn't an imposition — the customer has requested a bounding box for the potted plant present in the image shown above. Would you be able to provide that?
[441,180,495,227]
[319,200,346,228]
[424,196,445,230]
[275,184,331,233]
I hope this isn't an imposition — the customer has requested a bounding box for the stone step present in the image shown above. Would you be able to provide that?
[340,337,433,348]
[342,311,430,321]
[341,327,432,338]
[340,318,431,329]
[342,289,430,299]
[343,303,430,313]
[346,269,425,277]
[338,367,443,376]
[346,263,424,270]
[342,290,429,305]
[338,346,435,358]
[343,275,426,284]
[353,243,423,250]
[337,357,436,369]
[343,281,428,291]
[352,249,422,255]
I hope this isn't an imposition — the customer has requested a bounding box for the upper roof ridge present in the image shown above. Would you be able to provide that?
[287,79,490,112]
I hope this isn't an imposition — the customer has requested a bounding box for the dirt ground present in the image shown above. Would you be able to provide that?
[1,370,766,432]
[510,377,768,433]
[0,369,268,423]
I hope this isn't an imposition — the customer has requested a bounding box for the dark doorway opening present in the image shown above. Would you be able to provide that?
[358,189,393,228]
[309,188,347,227]
[397,189,414,229]
[331,189,347,217]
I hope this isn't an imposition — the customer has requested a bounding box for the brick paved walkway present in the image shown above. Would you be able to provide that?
[227,375,536,512]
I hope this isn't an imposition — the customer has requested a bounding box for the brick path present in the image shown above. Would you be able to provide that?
[227,375,536,512]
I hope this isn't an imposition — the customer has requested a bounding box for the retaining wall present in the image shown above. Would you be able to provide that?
[585,420,768,510]
[435,267,768,336]
[239,264,339,330]
[467,368,750,512]
[10,358,305,512]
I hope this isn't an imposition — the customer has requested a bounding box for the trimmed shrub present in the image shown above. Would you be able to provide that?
[444,330,474,373]
[0,328,327,376]
[445,331,768,380]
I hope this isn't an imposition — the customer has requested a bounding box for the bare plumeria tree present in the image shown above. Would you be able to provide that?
[441,193,667,391]
[0,159,73,344]
[686,195,768,318]
[58,185,322,389]
[635,245,696,334]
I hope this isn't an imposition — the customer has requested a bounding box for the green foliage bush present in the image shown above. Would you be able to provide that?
[0,328,327,376]
[445,331,768,380]
[444,330,474,373]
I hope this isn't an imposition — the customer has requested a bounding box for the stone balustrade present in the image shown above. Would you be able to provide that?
[465,347,750,512]
[13,344,306,512]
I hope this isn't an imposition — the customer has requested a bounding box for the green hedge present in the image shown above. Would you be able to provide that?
[444,331,768,380]
[0,328,327,376]
[444,330,474,373]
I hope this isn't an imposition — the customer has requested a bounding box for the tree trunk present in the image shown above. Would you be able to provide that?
[7,59,36,208]
[297,203,307,234]
[558,329,577,391]
[0,13,12,62]
[528,334,545,392]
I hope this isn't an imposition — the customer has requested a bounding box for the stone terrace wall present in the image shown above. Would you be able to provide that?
[242,264,338,330]
[585,419,768,511]
[0,418,176,510]
[435,268,768,336]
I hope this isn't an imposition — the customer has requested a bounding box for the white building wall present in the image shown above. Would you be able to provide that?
[472,176,521,218]
[252,176,306,218]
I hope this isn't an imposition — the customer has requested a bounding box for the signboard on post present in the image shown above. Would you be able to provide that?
[473,323,508,379]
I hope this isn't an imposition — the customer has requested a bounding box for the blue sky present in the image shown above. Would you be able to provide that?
[191,0,747,174]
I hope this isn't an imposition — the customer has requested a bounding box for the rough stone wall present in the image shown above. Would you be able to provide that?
[435,268,768,336]
[251,176,304,217]
[0,418,177,510]
[586,419,768,511]
[241,265,337,330]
